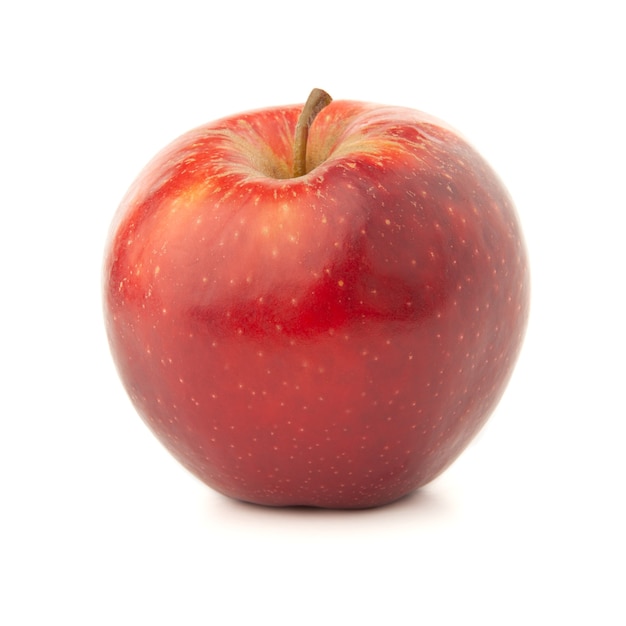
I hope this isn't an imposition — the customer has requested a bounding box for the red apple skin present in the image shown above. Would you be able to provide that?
[103,98,529,509]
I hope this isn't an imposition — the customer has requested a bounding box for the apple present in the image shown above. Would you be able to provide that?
[103,89,529,509]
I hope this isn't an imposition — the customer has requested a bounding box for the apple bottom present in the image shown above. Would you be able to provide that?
[120,312,512,509]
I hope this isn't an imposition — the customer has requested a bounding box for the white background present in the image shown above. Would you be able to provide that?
[2,1,624,624]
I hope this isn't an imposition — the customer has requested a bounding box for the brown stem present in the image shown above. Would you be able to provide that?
[293,88,332,177]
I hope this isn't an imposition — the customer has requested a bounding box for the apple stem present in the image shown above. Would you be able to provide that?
[293,88,332,177]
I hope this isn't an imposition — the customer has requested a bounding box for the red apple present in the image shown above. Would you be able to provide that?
[103,89,529,509]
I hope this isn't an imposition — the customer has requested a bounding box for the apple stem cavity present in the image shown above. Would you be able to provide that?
[293,88,332,177]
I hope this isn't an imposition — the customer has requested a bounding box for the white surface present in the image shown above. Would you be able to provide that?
[1,1,624,624]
